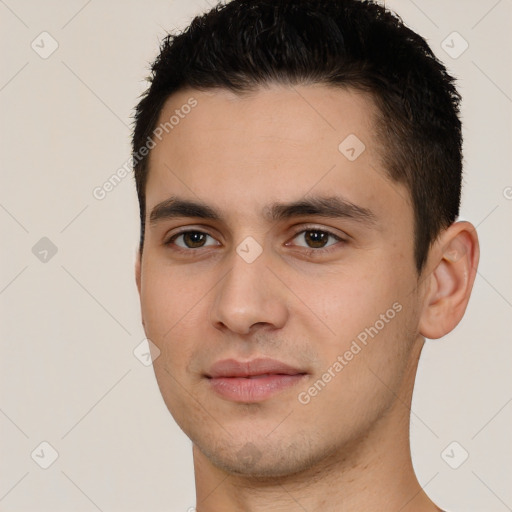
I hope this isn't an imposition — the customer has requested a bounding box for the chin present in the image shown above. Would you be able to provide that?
[211,456,308,479]
[194,435,329,480]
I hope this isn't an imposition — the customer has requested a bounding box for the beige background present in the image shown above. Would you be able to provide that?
[0,0,511,511]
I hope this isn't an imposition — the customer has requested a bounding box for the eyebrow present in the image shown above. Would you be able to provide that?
[149,195,377,226]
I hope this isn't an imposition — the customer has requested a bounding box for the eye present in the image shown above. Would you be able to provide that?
[166,230,220,249]
[287,227,344,251]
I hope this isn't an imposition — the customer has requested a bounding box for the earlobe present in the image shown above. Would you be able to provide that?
[419,221,480,339]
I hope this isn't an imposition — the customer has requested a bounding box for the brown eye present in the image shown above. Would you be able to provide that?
[167,231,219,249]
[290,229,342,250]
[182,232,207,248]
[304,230,330,248]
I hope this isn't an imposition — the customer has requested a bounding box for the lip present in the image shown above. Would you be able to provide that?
[205,358,308,403]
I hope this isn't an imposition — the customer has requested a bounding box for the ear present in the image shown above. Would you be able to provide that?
[419,221,480,339]
[135,249,142,297]
[135,249,145,329]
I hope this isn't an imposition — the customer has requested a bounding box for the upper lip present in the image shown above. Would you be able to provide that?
[205,358,306,378]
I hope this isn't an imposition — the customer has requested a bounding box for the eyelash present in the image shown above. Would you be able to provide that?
[164,226,346,256]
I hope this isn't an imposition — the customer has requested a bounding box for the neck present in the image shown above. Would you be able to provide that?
[192,342,441,512]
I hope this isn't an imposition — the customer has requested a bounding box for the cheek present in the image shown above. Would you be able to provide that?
[303,264,417,376]
[325,280,417,393]
[141,259,203,326]
[303,268,396,342]
[140,267,205,424]
[140,264,202,363]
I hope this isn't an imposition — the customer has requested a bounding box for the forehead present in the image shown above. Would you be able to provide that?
[149,84,379,168]
[144,84,411,225]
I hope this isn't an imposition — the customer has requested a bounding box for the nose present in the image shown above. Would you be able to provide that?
[210,246,289,336]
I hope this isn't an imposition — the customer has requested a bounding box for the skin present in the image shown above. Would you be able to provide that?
[135,84,479,511]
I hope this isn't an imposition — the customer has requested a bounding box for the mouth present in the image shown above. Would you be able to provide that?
[205,358,308,402]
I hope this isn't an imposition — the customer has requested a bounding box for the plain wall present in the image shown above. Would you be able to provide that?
[1,1,511,510]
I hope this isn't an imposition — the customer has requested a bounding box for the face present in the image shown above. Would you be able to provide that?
[137,84,425,477]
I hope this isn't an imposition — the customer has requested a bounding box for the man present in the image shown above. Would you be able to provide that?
[132,0,479,510]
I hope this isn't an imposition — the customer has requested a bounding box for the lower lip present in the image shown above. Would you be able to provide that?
[207,374,307,402]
